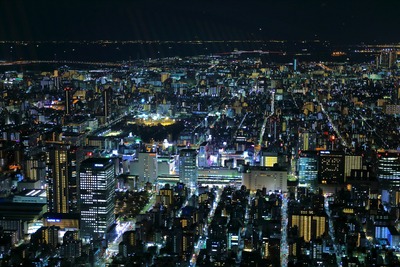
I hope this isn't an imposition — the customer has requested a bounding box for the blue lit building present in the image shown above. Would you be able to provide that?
[297,151,318,192]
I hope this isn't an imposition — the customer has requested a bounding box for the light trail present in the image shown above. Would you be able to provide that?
[317,100,349,148]
[280,194,288,267]
[325,196,342,267]
[259,91,275,146]
[191,190,221,266]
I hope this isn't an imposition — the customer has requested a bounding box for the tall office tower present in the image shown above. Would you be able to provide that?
[290,210,328,242]
[179,149,198,192]
[298,151,318,192]
[298,131,317,151]
[377,151,400,187]
[46,144,79,214]
[318,150,345,185]
[103,86,113,123]
[344,154,362,181]
[79,158,115,241]
[130,152,157,188]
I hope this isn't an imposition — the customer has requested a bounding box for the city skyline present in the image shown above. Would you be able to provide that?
[0,41,400,266]
[1,1,400,266]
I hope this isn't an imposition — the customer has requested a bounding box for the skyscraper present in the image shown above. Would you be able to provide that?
[79,158,115,241]
[179,149,198,193]
[46,143,79,214]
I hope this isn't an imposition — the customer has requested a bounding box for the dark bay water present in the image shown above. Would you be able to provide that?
[0,41,376,65]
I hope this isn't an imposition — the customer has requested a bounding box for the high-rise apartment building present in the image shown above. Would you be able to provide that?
[31,226,60,248]
[46,143,80,214]
[79,158,115,241]
[290,210,327,242]
[25,152,46,182]
[344,154,363,181]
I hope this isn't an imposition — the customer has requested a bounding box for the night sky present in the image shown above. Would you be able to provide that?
[0,0,399,43]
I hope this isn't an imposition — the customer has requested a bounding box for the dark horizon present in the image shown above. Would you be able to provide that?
[1,0,400,44]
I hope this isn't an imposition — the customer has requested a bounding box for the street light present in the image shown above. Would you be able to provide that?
[329,135,336,150]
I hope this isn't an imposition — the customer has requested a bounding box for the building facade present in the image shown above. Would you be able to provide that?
[79,158,115,242]
[179,149,198,192]
[46,143,79,214]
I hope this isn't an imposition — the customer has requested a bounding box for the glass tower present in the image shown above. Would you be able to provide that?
[179,149,198,193]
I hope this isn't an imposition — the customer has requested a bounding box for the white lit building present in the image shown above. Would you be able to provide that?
[79,158,115,242]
